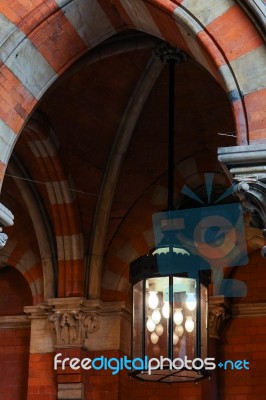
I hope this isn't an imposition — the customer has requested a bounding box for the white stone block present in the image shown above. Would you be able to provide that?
[0,120,16,165]
[55,0,115,46]
[5,37,56,99]
[230,46,266,95]
[120,0,162,38]
[182,0,234,27]
[0,14,25,64]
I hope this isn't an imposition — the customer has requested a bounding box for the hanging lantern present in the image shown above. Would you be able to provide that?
[130,236,210,383]
[129,46,211,383]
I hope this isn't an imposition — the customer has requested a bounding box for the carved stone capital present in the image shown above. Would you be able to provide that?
[46,298,129,351]
[209,297,230,340]
[49,311,98,347]
[218,144,266,256]
[24,299,129,352]
[47,298,99,348]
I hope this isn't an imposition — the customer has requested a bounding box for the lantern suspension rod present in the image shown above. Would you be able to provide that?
[154,43,186,211]
[168,60,175,212]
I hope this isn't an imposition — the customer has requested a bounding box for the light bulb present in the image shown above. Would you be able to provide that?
[148,291,159,309]
[147,317,156,332]
[173,308,183,325]
[151,332,159,344]
[185,316,194,333]
[173,332,179,345]
[175,325,184,337]
[162,302,169,318]
[155,323,164,336]
[186,293,196,311]
[151,309,161,324]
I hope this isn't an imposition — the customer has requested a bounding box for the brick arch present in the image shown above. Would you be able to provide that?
[0,0,265,186]
[0,265,33,313]
[0,0,121,187]
[0,237,44,305]
[112,0,266,144]
[19,112,84,297]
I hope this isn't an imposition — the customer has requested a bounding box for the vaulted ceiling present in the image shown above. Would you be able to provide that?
[1,31,238,302]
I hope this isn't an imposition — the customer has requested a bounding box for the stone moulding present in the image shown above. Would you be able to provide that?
[0,315,30,329]
[232,302,266,317]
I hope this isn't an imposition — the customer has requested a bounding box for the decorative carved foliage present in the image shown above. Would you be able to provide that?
[49,311,98,347]
[209,304,230,340]
[83,315,98,338]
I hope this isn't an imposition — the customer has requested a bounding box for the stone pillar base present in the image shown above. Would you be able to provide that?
[58,383,84,400]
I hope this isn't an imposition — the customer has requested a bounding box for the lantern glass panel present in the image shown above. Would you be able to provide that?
[132,280,143,359]
[146,277,169,358]
[173,277,196,360]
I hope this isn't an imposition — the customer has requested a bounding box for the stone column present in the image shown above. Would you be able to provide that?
[47,297,129,400]
[24,303,57,399]
[47,297,95,400]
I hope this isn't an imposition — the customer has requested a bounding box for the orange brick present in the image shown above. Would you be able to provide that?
[197,30,226,68]
[0,65,36,132]
[244,89,266,142]
[252,351,266,360]
[207,5,264,62]
[0,0,57,27]
[28,10,87,74]
[24,264,43,281]
[144,1,191,54]
[50,203,82,236]
[231,97,249,145]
